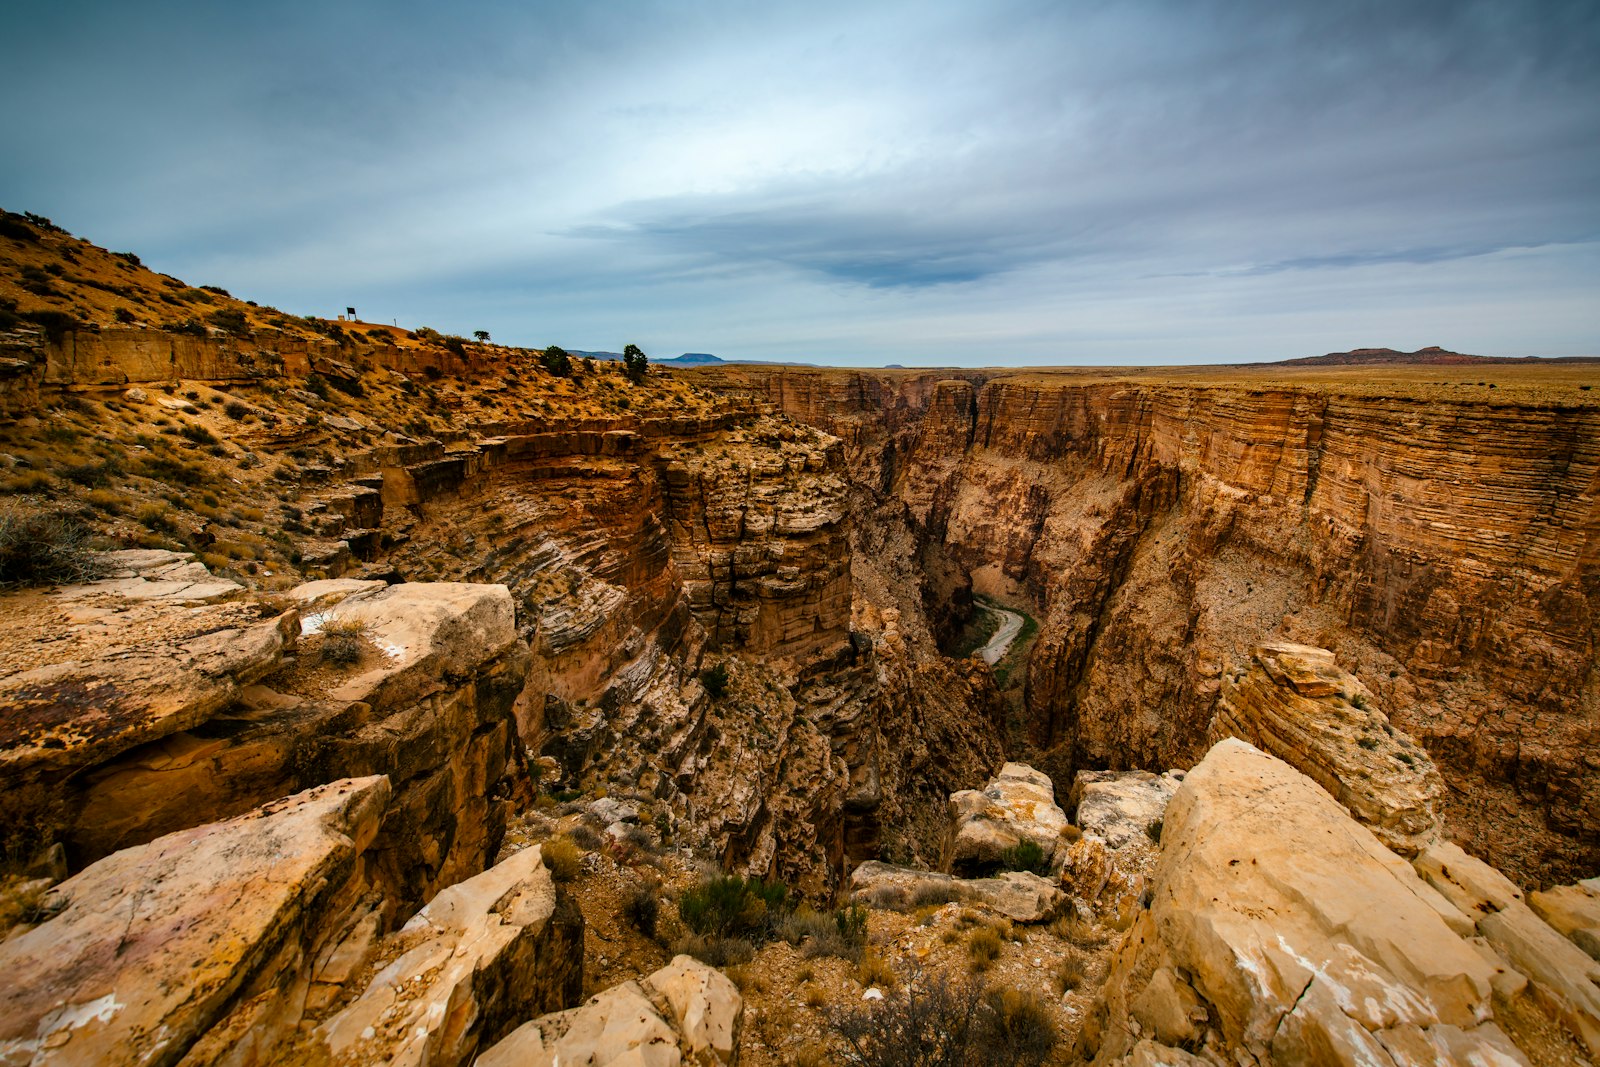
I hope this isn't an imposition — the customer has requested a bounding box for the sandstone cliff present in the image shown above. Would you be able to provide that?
[696,364,1600,886]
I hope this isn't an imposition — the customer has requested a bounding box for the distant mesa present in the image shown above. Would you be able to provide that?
[1280,345,1600,366]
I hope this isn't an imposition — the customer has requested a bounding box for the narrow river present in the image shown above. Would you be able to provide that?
[977,604,1026,665]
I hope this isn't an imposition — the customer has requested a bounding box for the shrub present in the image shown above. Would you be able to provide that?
[206,307,250,336]
[319,617,370,665]
[224,401,252,421]
[1056,954,1086,993]
[670,931,754,967]
[25,310,80,341]
[778,904,836,947]
[826,971,984,1067]
[622,879,661,937]
[113,308,136,324]
[910,881,969,908]
[827,971,1056,1067]
[999,838,1048,875]
[179,423,219,446]
[701,661,729,698]
[0,509,104,587]
[542,835,581,881]
[857,949,896,988]
[61,460,120,488]
[677,873,790,942]
[443,336,467,358]
[966,927,1003,970]
[980,987,1058,1066]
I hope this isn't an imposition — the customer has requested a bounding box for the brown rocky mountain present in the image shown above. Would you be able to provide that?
[2,213,1598,1064]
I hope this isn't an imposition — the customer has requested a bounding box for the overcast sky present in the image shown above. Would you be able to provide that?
[3,1,1596,365]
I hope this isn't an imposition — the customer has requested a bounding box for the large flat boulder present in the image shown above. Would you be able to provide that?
[1213,642,1444,855]
[475,955,741,1067]
[318,842,584,1067]
[945,762,1072,875]
[307,581,517,712]
[0,776,390,1067]
[1079,739,1537,1066]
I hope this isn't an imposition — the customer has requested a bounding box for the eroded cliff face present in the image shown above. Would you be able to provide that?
[695,365,1600,886]
[293,409,1001,894]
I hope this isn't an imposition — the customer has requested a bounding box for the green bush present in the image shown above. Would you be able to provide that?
[206,307,250,336]
[678,874,790,942]
[826,971,1057,1067]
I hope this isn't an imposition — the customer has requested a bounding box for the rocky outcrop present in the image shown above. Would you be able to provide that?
[1060,770,1180,923]
[318,842,583,1067]
[1213,642,1444,855]
[0,776,392,1067]
[1530,879,1600,962]
[848,860,1066,924]
[945,762,1073,875]
[1080,739,1576,1066]
[0,563,532,915]
[1414,841,1600,1059]
[476,955,742,1067]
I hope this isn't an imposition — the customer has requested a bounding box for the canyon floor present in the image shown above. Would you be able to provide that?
[2,210,1598,1065]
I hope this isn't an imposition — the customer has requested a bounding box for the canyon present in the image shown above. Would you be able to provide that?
[2,213,1599,1064]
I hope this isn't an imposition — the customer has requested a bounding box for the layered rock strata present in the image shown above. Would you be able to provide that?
[1213,642,1444,855]
[1079,739,1593,1066]
[318,842,583,1067]
[697,365,1600,885]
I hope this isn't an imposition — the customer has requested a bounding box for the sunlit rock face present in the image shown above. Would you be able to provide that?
[1077,739,1596,1067]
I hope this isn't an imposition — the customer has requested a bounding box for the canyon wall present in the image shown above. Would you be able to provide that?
[693,365,1600,886]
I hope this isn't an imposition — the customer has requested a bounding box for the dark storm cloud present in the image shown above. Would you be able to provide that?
[1,0,1596,363]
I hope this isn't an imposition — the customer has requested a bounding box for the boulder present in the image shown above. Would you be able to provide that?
[475,955,741,1067]
[318,842,584,1067]
[945,762,1072,875]
[1079,739,1536,1066]
[1060,770,1180,923]
[1070,769,1181,849]
[848,860,1064,923]
[1213,642,1444,855]
[309,581,518,712]
[0,776,391,1067]
[1415,841,1600,1058]
[1529,882,1600,961]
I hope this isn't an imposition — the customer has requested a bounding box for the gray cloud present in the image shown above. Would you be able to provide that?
[1,0,1596,364]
